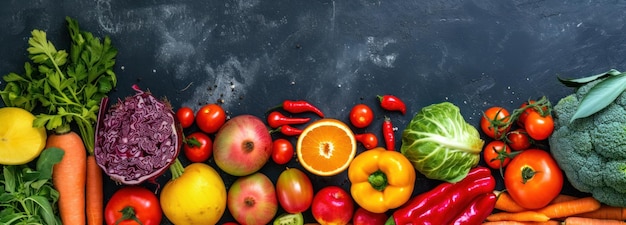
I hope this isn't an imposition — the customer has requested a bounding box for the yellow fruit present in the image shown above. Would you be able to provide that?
[160,163,227,225]
[296,118,357,176]
[0,107,47,165]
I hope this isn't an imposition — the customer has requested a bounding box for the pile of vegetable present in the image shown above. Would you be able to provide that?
[4,16,626,225]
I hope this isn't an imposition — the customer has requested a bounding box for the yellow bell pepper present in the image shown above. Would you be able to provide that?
[347,147,416,213]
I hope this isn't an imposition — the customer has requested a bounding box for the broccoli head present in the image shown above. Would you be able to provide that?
[549,78,626,207]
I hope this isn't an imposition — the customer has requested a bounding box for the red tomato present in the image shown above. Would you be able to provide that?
[352,207,388,225]
[349,104,374,128]
[176,106,195,128]
[518,100,549,126]
[524,111,554,141]
[507,128,531,151]
[183,132,213,163]
[276,168,314,213]
[504,149,563,209]
[355,133,378,150]
[272,138,294,165]
[105,186,162,225]
[480,106,511,139]
[196,104,227,134]
[482,140,512,170]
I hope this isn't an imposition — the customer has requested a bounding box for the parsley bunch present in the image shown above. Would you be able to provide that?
[0,17,117,154]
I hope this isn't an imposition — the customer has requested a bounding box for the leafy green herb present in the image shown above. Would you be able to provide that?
[0,148,64,225]
[558,69,626,122]
[0,16,117,154]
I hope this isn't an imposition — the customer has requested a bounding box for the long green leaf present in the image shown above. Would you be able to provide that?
[571,74,626,122]
[25,195,57,225]
[558,69,622,87]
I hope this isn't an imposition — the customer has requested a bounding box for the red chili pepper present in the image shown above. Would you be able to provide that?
[271,100,325,117]
[270,125,303,136]
[389,167,495,225]
[382,116,395,151]
[377,95,407,115]
[266,111,311,128]
[450,192,497,225]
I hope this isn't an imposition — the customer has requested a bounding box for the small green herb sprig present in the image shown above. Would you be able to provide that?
[0,148,65,225]
[0,16,117,154]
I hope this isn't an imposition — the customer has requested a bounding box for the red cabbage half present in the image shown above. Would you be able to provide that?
[95,85,182,185]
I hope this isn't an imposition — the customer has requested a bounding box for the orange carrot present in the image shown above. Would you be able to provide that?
[494,190,528,212]
[574,204,626,221]
[482,220,561,225]
[48,131,87,225]
[86,155,103,225]
[564,217,626,225]
[537,197,602,219]
[549,194,580,204]
[486,211,550,222]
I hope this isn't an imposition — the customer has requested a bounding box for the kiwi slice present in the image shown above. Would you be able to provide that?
[273,212,304,225]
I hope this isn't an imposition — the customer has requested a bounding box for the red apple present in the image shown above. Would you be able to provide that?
[352,207,388,225]
[227,172,278,225]
[213,114,272,176]
[311,186,354,225]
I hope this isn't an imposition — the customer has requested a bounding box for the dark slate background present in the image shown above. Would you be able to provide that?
[2,0,624,224]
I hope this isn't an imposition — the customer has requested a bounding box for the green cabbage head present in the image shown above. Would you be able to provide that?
[401,102,485,183]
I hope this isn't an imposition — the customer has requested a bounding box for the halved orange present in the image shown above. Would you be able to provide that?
[296,118,356,176]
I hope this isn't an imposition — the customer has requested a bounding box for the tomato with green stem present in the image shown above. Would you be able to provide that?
[349,104,374,128]
[482,140,513,170]
[196,103,227,134]
[105,186,162,225]
[507,128,532,151]
[272,138,294,165]
[524,111,554,141]
[480,106,511,139]
[504,149,563,209]
[183,132,213,163]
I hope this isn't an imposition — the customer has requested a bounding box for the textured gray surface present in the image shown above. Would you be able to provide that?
[1,0,624,223]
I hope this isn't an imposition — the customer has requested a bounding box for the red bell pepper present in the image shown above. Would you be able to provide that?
[385,166,496,225]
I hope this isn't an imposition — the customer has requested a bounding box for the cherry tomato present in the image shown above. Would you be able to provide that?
[196,103,226,134]
[482,140,512,170]
[183,132,213,163]
[349,104,374,128]
[518,100,549,126]
[276,168,314,213]
[504,149,563,209]
[524,110,554,141]
[507,128,531,151]
[480,106,511,139]
[355,133,378,150]
[105,186,162,225]
[175,106,194,128]
[272,138,294,165]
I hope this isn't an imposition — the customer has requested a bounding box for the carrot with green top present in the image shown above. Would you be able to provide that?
[48,131,87,225]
